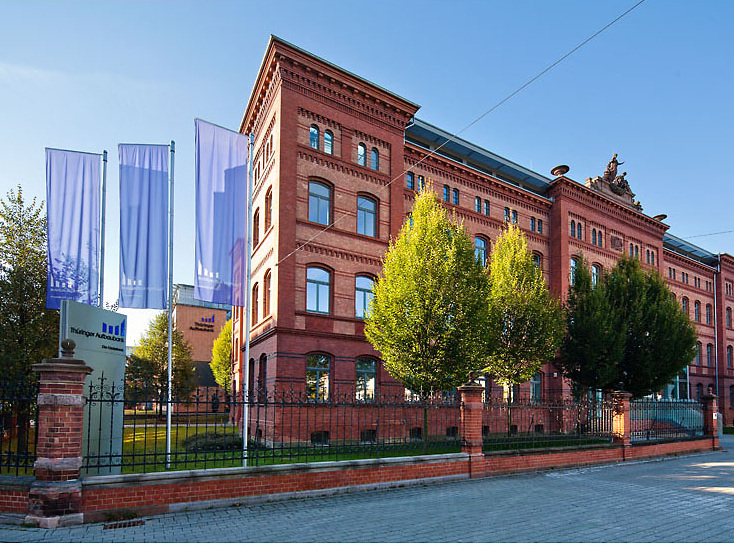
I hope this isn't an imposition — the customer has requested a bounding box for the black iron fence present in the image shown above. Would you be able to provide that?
[482,396,615,452]
[0,375,38,476]
[82,382,462,476]
[630,399,704,442]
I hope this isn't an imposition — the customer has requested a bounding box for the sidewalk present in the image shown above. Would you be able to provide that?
[2,436,732,543]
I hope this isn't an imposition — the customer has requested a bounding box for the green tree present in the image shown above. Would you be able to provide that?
[604,257,697,398]
[557,257,625,399]
[365,188,491,446]
[485,224,564,389]
[0,185,59,380]
[210,319,232,394]
[126,312,197,413]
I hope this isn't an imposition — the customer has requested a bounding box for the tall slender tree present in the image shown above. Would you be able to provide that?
[557,257,625,399]
[0,185,59,380]
[484,224,564,390]
[365,188,491,446]
[210,319,232,394]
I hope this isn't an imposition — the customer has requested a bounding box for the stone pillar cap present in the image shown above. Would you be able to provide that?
[32,339,93,374]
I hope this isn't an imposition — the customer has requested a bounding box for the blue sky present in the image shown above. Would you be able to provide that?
[1,0,732,344]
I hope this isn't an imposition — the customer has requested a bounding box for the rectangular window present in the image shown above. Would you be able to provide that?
[355,358,377,401]
[306,354,330,402]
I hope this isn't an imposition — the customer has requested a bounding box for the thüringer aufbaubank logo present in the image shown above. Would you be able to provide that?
[69,320,126,343]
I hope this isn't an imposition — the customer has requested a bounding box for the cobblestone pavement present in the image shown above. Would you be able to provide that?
[3,436,734,543]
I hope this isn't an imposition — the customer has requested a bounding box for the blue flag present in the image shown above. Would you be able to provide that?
[118,144,169,309]
[45,148,101,310]
[194,119,249,306]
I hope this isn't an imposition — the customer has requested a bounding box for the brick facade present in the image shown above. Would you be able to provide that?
[232,36,734,425]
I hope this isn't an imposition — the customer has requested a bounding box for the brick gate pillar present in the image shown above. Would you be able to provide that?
[459,385,485,478]
[611,391,632,448]
[26,340,92,528]
[702,391,720,450]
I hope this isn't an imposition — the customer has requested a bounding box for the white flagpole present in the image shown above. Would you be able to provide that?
[242,133,254,466]
[99,150,107,308]
[166,140,175,469]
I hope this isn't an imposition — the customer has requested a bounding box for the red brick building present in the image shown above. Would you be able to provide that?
[232,36,734,425]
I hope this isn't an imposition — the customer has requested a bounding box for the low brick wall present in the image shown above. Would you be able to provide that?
[0,477,31,515]
[71,436,719,521]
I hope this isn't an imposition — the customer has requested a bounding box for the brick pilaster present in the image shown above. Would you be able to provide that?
[702,391,720,450]
[26,339,92,528]
[611,391,632,448]
[459,385,485,478]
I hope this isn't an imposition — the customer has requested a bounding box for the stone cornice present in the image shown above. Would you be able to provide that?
[404,144,552,212]
[242,37,418,135]
[298,149,390,187]
[297,240,384,268]
[549,177,668,239]
[663,247,717,273]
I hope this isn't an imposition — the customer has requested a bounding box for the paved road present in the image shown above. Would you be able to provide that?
[3,436,734,543]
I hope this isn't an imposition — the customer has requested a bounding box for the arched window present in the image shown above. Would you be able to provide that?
[598,232,602,247]
[357,196,377,237]
[324,130,334,155]
[646,250,650,264]
[309,124,319,149]
[707,343,714,366]
[570,220,576,238]
[538,220,543,234]
[728,346,733,368]
[727,307,732,328]
[530,374,542,404]
[443,185,450,202]
[730,385,734,408]
[355,357,377,401]
[630,243,634,257]
[357,143,366,166]
[696,342,702,365]
[682,297,689,315]
[355,275,375,319]
[306,267,330,314]
[475,197,481,213]
[484,200,490,216]
[532,253,541,271]
[706,304,712,325]
[570,257,579,286]
[258,353,268,398]
[306,353,330,402]
[504,207,510,222]
[251,283,259,324]
[651,251,655,265]
[695,301,701,323]
[577,223,582,240]
[263,270,271,318]
[453,188,460,205]
[591,265,601,288]
[696,383,703,402]
[475,237,488,267]
[406,172,415,190]
[592,228,597,246]
[530,217,536,232]
[308,181,331,225]
[370,148,379,170]
[264,187,273,230]
[253,208,260,248]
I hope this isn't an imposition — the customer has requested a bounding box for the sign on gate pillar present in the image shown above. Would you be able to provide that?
[60,301,127,475]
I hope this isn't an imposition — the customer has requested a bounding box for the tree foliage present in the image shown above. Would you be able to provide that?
[559,256,697,399]
[0,185,59,380]
[484,224,564,386]
[210,319,232,393]
[126,312,197,406]
[557,257,625,398]
[606,257,697,398]
[364,188,491,399]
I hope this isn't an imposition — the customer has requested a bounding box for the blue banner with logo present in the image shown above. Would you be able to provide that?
[45,148,101,309]
[194,119,249,306]
[118,144,169,309]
